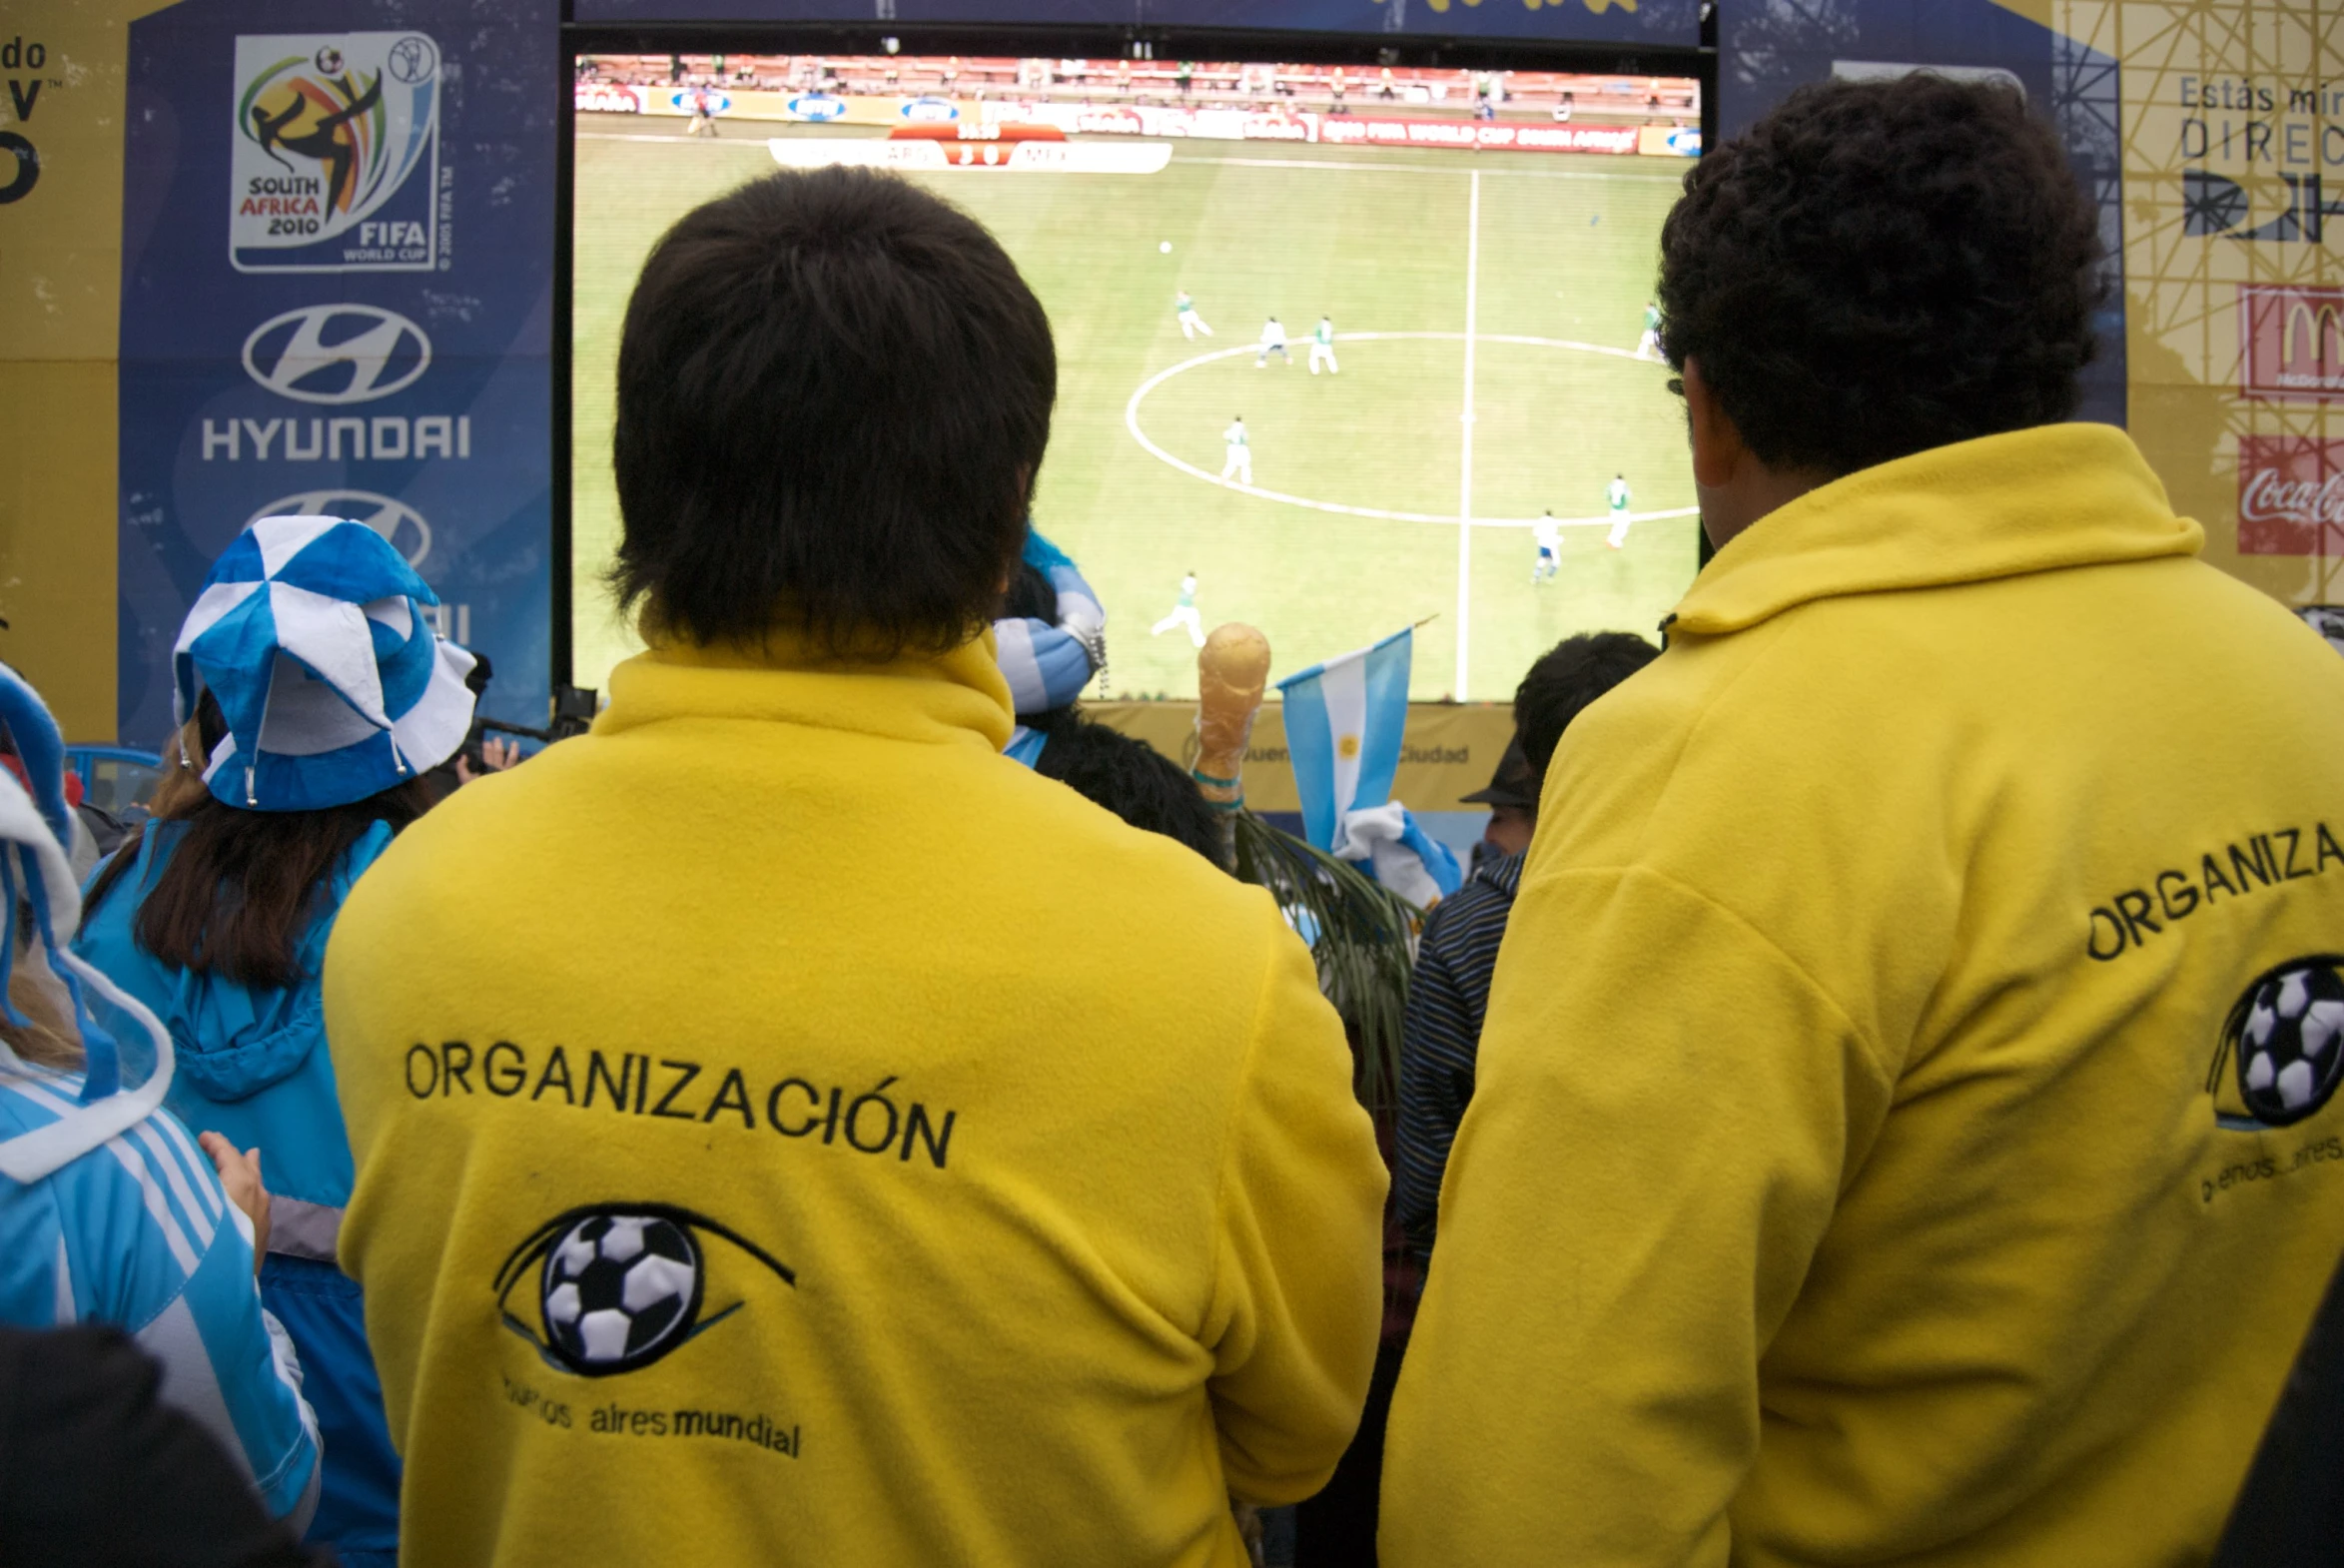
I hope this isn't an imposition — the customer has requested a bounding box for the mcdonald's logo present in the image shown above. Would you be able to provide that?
[2286,299,2344,370]
[2242,285,2344,400]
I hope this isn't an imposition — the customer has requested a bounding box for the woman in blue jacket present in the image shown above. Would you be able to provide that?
[76,515,478,1568]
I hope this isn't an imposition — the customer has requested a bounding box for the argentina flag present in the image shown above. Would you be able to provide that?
[1279,627,1460,906]
[1278,627,1415,854]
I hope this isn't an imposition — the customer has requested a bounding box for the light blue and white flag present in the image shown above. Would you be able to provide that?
[1277,627,1460,906]
[174,516,476,813]
[1278,626,1414,854]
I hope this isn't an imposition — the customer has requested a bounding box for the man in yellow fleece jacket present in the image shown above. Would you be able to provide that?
[1383,75,2344,1565]
[324,167,1385,1567]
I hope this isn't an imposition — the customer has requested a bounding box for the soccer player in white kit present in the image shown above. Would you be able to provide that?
[1152,572,1205,647]
[1221,416,1252,483]
[1606,473,1634,548]
[1532,510,1562,581]
[1309,316,1339,375]
[1256,316,1290,368]
[1176,290,1213,339]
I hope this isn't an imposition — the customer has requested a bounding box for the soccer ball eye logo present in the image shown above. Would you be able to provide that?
[494,1203,795,1378]
[2210,957,2344,1131]
[543,1213,701,1372]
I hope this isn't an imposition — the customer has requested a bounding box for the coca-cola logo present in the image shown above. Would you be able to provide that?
[2238,437,2344,555]
[2241,467,2344,528]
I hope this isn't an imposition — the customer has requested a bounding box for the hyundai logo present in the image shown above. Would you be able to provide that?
[249,489,433,568]
[242,305,431,405]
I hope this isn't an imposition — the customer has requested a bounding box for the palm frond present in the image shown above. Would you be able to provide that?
[1230,809,1418,1115]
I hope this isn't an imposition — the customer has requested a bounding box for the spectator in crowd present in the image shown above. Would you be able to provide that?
[1287,641,1662,1568]
[419,652,520,802]
[1394,631,1656,1268]
[994,554,1221,869]
[1383,74,2344,1564]
[0,663,322,1543]
[1461,740,1537,862]
[75,518,479,1568]
[993,529,1106,736]
[323,167,1385,1568]
[1031,717,1229,872]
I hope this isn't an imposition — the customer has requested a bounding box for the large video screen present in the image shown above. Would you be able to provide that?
[571,52,1702,703]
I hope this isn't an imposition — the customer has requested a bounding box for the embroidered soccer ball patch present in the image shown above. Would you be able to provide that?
[494,1200,796,1378]
[540,1212,704,1374]
[2217,958,2344,1130]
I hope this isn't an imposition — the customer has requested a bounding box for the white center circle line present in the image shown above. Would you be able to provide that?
[1123,330,1700,528]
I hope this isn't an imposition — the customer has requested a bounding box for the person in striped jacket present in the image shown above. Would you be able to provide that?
[0,661,320,1534]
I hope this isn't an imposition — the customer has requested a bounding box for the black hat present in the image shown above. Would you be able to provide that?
[1460,736,1537,808]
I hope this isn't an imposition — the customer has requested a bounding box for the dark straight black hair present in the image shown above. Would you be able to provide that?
[81,690,437,990]
[609,165,1057,660]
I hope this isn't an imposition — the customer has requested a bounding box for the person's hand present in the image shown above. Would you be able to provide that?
[455,735,522,784]
[198,1134,270,1273]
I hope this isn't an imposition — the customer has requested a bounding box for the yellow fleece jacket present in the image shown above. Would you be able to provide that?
[1382,423,2344,1566]
[325,635,1385,1568]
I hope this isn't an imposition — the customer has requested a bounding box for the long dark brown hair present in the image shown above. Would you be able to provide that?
[83,695,436,990]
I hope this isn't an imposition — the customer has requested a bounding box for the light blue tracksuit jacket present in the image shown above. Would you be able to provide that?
[76,818,400,1568]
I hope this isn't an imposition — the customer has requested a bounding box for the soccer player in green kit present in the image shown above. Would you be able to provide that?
[1310,316,1339,375]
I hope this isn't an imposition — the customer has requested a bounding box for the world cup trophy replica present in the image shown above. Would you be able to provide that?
[1191,623,1272,853]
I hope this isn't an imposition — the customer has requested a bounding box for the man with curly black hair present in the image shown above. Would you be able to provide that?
[1385,74,2344,1565]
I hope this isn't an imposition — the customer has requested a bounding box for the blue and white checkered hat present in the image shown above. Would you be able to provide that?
[174,515,478,812]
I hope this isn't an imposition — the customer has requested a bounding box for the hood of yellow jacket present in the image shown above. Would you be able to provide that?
[596,625,1016,753]
[1670,423,2206,638]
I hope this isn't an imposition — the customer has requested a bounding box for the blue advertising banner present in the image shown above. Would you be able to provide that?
[572,0,1702,47]
[118,0,557,748]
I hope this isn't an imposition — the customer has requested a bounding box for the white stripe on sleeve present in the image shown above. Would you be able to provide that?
[148,1112,227,1222]
[131,1121,217,1248]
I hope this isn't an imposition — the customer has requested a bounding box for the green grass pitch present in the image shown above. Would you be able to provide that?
[571,120,1699,702]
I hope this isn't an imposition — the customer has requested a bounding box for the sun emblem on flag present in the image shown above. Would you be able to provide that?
[1337,733,1362,760]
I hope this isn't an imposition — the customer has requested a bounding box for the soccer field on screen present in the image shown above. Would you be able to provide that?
[571,120,1700,702]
